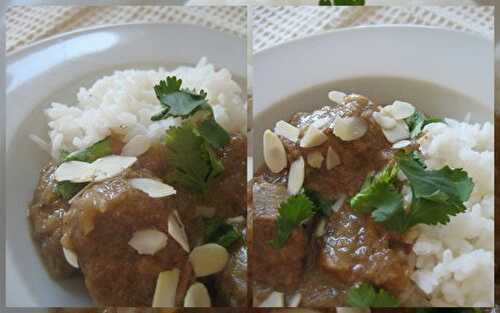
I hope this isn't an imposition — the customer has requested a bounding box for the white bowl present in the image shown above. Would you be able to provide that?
[253,25,493,167]
[5,23,246,307]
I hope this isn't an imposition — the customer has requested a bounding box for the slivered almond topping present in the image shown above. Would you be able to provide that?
[184,282,211,307]
[54,161,95,183]
[307,151,324,169]
[326,147,341,170]
[226,215,245,224]
[287,292,302,307]
[372,111,397,129]
[333,117,368,141]
[121,135,151,157]
[128,229,168,255]
[392,140,412,149]
[92,155,137,182]
[288,156,305,195]
[314,218,327,237]
[62,247,79,269]
[189,243,229,277]
[300,126,328,148]
[152,268,180,307]
[332,194,347,213]
[263,130,287,173]
[328,90,346,105]
[128,178,176,198]
[382,120,410,143]
[382,100,415,120]
[259,291,284,307]
[168,210,190,252]
[274,120,300,143]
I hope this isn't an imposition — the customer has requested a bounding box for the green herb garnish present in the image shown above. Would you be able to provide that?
[270,192,315,249]
[204,217,243,249]
[405,111,444,139]
[62,137,113,163]
[151,76,209,121]
[56,137,113,201]
[304,188,334,216]
[164,122,224,193]
[55,181,86,201]
[346,282,400,308]
[197,118,231,149]
[351,151,474,233]
[319,0,365,5]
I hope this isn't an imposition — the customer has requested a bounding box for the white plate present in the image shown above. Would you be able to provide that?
[253,25,493,167]
[5,23,246,307]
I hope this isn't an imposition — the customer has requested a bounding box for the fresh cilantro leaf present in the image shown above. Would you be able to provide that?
[270,192,315,249]
[151,76,209,121]
[396,152,473,226]
[405,111,444,138]
[204,217,242,249]
[319,0,365,4]
[164,123,224,193]
[197,118,231,149]
[351,152,474,233]
[304,188,334,216]
[351,163,403,218]
[63,137,113,163]
[55,181,86,200]
[346,282,399,308]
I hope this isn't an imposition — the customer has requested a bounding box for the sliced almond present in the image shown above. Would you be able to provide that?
[259,291,284,307]
[128,178,176,198]
[183,282,211,307]
[328,90,346,105]
[168,210,190,252]
[62,247,79,269]
[274,120,300,143]
[382,100,415,120]
[326,147,341,170]
[382,120,410,143]
[121,135,151,157]
[314,218,327,237]
[372,111,397,129]
[331,194,346,213]
[128,229,168,255]
[287,292,302,307]
[288,156,305,195]
[152,268,180,307]
[392,139,412,149]
[310,117,331,130]
[54,161,95,183]
[300,126,328,148]
[333,117,368,141]
[263,130,287,173]
[307,151,324,169]
[226,215,245,224]
[189,243,229,277]
[92,155,137,182]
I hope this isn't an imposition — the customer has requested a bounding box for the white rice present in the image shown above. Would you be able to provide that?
[411,118,494,306]
[35,58,246,159]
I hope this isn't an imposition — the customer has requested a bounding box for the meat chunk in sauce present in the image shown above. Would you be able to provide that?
[253,94,417,305]
[215,242,248,306]
[252,180,307,290]
[29,162,77,278]
[62,169,192,306]
[319,206,411,295]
